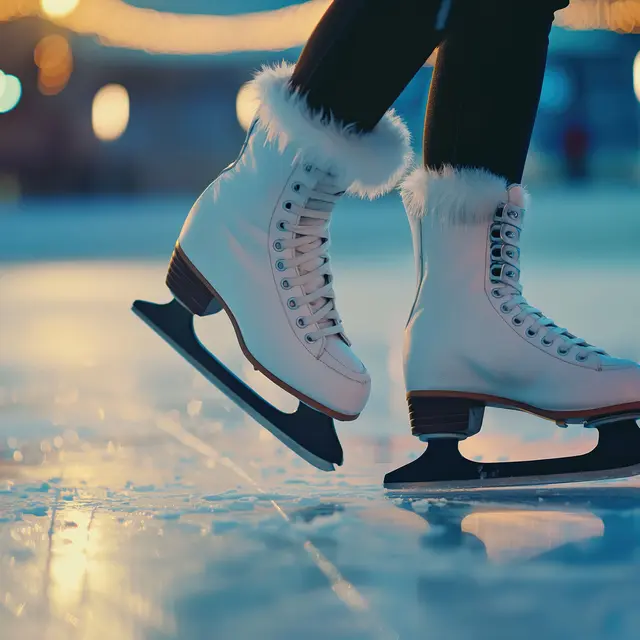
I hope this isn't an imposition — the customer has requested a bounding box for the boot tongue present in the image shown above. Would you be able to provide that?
[296,176,342,329]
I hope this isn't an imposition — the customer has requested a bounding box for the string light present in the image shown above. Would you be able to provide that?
[0,70,22,114]
[92,84,130,141]
[40,0,80,20]
[34,34,73,95]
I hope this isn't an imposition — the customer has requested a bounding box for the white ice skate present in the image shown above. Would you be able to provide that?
[385,166,640,489]
[133,63,412,470]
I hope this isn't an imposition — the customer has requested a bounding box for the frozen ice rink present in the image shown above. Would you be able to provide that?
[1,187,639,639]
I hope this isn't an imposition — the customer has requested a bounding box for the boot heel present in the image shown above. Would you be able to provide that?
[166,245,222,317]
[408,395,485,441]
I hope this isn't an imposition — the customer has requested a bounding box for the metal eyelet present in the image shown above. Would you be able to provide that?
[291,183,301,193]
[576,353,588,362]
[512,317,523,326]
[506,250,515,259]
[273,240,284,252]
[500,303,511,314]
[275,260,286,271]
[506,230,515,239]
[491,289,503,298]
[282,201,293,211]
[541,337,554,347]
[287,298,297,309]
[508,210,519,219]
[296,317,306,328]
[506,270,516,279]
[281,279,290,290]
[557,346,569,356]
[304,164,313,173]
[277,220,287,231]
[304,334,316,343]
[526,327,538,337]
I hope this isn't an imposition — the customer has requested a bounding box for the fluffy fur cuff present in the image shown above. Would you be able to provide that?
[401,165,530,224]
[252,63,413,199]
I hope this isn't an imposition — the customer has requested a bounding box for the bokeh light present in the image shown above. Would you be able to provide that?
[34,34,73,95]
[235,82,260,131]
[633,50,640,103]
[40,0,80,20]
[92,84,130,142]
[0,71,22,114]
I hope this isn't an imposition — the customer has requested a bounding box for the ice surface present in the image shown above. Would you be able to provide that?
[0,189,638,640]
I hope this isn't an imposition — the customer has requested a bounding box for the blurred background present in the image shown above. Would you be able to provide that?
[1,3,640,640]
[0,0,639,198]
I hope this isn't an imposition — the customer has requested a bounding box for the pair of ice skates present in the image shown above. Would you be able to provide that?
[134,65,640,489]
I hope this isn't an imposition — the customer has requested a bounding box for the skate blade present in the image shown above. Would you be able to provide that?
[132,298,343,472]
[384,420,640,493]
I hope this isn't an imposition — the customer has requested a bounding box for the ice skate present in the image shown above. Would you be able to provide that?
[385,167,640,489]
[133,63,412,471]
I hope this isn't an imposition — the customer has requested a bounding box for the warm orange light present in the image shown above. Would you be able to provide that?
[92,84,130,142]
[34,34,73,95]
[235,82,260,131]
[40,0,80,20]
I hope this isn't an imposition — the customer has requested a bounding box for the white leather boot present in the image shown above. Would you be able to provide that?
[168,63,412,421]
[401,166,640,439]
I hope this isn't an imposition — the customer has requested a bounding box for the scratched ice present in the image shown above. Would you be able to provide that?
[0,187,638,640]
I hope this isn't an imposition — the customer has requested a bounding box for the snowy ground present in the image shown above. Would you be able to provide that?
[0,187,639,640]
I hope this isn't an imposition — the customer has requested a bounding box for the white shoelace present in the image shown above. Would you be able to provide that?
[492,203,606,362]
[276,169,346,343]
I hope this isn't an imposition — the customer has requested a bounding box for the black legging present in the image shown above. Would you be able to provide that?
[290,0,569,185]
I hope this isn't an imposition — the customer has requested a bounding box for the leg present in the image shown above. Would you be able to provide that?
[388,0,640,489]
[291,0,452,132]
[135,1,450,470]
[423,0,569,184]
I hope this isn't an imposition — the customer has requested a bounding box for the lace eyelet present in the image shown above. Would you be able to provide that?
[557,346,569,356]
[275,260,286,272]
[282,201,293,211]
[576,353,588,362]
[291,183,301,193]
[296,317,306,328]
[287,298,297,309]
[304,334,316,343]
[500,303,511,314]
[491,289,503,298]
[280,279,290,290]
[541,337,554,347]
[304,164,313,173]
[508,210,519,219]
[506,230,515,239]
[512,317,523,326]
[506,250,515,259]
[273,240,284,252]
[506,270,516,279]
[277,220,287,231]
[526,328,538,337]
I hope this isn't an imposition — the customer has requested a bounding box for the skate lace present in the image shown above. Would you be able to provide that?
[490,202,607,362]
[276,167,346,343]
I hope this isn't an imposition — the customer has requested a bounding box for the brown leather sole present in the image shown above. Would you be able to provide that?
[409,389,640,424]
[168,244,360,423]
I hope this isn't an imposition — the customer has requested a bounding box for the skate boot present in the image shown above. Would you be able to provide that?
[133,63,412,470]
[385,166,640,488]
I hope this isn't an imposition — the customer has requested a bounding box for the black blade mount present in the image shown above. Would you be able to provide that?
[132,298,343,471]
[384,420,640,490]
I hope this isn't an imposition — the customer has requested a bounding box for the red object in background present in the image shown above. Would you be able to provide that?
[562,123,589,180]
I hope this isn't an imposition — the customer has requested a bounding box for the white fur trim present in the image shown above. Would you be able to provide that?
[252,62,413,199]
[400,165,530,224]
